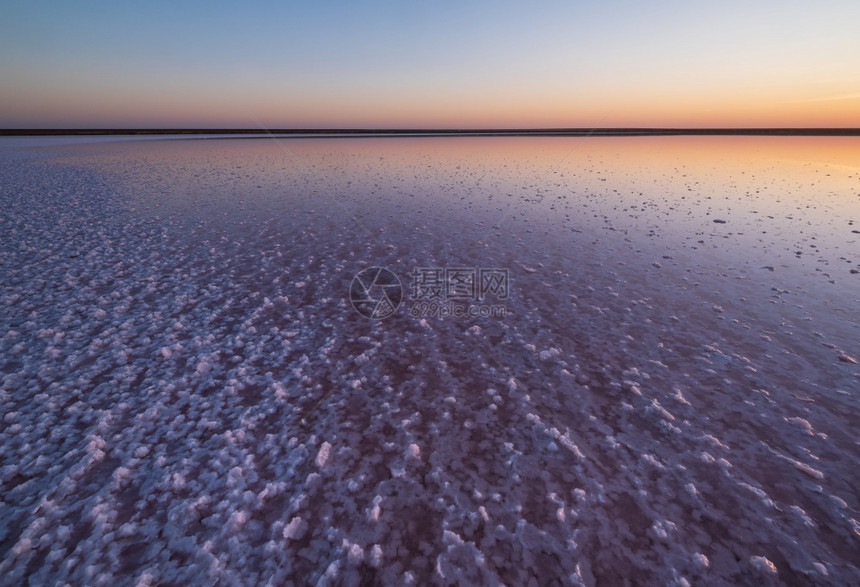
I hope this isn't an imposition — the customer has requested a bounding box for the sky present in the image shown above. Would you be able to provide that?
[1,0,859,128]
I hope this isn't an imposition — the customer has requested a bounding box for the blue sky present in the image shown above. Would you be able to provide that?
[1,0,858,127]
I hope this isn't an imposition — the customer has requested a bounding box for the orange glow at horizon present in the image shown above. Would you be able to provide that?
[3,79,859,129]
[2,2,859,129]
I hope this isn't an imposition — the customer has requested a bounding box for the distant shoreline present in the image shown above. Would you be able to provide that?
[2,128,859,137]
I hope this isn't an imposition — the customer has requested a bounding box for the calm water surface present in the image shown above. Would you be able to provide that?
[1,135,858,584]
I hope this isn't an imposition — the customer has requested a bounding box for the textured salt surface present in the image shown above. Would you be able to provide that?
[1,136,858,585]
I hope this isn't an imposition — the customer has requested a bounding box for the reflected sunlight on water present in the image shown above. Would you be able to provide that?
[2,135,858,584]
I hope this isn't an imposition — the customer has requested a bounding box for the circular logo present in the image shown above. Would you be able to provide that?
[350,267,403,319]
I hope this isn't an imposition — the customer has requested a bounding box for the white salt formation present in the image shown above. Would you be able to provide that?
[0,136,858,584]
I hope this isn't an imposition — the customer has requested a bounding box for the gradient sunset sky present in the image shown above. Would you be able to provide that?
[2,0,859,128]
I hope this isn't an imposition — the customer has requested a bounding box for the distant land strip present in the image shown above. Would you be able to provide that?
[2,128,860,137]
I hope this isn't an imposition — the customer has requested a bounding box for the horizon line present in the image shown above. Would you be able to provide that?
[2,127,860,137]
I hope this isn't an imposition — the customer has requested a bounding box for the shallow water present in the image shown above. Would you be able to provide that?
[1,135,858,584]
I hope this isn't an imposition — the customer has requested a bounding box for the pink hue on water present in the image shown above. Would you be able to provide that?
[1,135,858,584]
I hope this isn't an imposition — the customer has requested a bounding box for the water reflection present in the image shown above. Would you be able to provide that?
[12,134,855,583]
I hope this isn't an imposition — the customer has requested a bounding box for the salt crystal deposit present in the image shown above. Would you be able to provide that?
[1,135,858,584]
